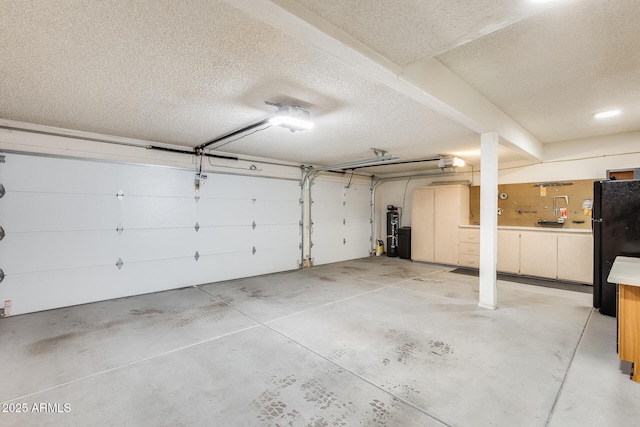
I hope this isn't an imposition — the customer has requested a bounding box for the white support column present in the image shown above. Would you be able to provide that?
[479,132,499,309]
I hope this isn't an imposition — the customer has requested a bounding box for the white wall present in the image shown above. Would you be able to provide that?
[376,131,640,234]
[497,131,640,184]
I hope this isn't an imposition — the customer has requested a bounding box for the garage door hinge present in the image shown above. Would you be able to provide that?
[117,190,124,200]
[195,222,200,232]
[0,183,5,198]
[116,258,124,270]
[299,198,303,205]
[0,268,5,284]
[252,246,257,255]
[0,226,4,241]
[194,251,200,261]
[0,155,5,163]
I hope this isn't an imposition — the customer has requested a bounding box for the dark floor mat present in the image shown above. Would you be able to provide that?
[450,268,592,294]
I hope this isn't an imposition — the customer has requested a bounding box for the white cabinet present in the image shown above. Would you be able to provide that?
[557,233,593,284]
[458,228,480,268]
[520,232,558,279]
[411,187,435,263]
[456,225,592,283]
[412,185,469,265]
[497,230,520,274]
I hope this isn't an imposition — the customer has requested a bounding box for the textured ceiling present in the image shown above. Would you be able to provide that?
[437,0,640,143]
[0,0,477,167]
[292,0,558,66]
[1,0,639,173]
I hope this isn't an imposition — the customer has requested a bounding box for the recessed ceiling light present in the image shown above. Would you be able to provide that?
[594,109,621,119]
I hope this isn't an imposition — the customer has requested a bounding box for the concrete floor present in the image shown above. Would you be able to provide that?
[1,257,639,426]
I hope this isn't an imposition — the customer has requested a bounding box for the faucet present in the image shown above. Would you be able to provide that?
[553,195,569,216]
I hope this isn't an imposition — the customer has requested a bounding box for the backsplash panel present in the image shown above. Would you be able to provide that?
[469,179,595,229]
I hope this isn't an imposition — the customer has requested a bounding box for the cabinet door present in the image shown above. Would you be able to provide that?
[520,232,557,279]
[411,188,434,262]
[434,186,460,265]
[497,230,520,274]
[557,233,593,284]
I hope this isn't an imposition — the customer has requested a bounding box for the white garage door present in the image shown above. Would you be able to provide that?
[0,153,301,316]
[311,177,372,265]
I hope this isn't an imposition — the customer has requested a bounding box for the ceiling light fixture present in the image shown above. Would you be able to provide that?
[269,105,314,132]
[191,102,312,152]
[594,109,621,119]
[438,156,465,169]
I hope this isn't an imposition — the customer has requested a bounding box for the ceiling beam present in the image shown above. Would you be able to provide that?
[225,0,543,160]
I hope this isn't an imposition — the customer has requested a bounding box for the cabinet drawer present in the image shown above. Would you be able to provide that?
[459,229,480,243]
[459,242,479,255]
[459,253,479,268]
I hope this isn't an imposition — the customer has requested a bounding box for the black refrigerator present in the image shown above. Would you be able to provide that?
[593,180,640,316]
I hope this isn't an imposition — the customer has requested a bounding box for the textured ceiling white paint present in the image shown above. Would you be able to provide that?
[2,0,639,174]
[0,0,479,167]
[291,0,558,66]
[437,0,640,143]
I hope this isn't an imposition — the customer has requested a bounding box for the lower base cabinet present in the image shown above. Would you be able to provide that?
[457,228,592,284]
[497,230,520,274]
[519,232,558,279]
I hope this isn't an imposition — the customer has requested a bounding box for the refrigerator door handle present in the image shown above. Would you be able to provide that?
[593,218,603,223]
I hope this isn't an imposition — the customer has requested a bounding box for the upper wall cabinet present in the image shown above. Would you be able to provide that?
[412,185,470,265]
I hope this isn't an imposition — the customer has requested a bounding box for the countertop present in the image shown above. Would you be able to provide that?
[459,225,592,234]
[608,256,640,287]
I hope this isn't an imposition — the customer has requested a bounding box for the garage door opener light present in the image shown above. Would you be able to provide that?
[268,105,313,132]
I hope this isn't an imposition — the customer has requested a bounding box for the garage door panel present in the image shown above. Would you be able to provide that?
[345,222,371,240]
[0,155,120,194]
[196,198,254,226]
[312,240,347,265]
[312,224,344,244]
[0,231,119,274]
[121,197,197,229]
[119,165,194,197]
[311,180,371,265]
[118,228,198,262]
[195,226,254,254]
[252,224,300,248]
[201,174,260,199]
[0,265,124,316]
[2,193,118,232]
[194,247,299,284]
[253,200,301,224]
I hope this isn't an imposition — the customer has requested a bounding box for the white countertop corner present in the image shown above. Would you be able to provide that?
[608,256,640,287]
